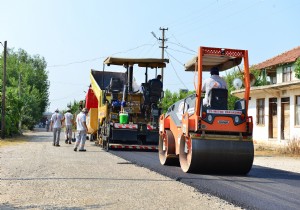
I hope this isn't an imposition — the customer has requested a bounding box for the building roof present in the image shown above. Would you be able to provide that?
[254,46,300,70]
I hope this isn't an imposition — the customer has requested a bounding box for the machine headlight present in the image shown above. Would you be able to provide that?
[208,115,213,122]
[234,116,239,123]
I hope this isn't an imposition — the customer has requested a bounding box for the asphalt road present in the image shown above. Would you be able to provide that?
[110,150,300,210]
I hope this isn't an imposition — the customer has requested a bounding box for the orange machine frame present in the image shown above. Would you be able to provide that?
[160,46,251,155]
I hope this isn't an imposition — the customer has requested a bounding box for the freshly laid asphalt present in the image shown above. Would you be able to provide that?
[110,150,300,210]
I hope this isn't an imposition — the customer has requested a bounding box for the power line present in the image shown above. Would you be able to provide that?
[110,43,155,56]
[163,0,219,29]
[47,43,156,68]
[164,50,188,89]
[48,57,104,68]
[167,47,195,55]
[165,49,185,66]
[167,0,260,39]
[169,34,197,53]
[51,91,86,102]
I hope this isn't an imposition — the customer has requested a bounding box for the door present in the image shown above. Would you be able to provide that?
[281,97,290,140]
[269,98,277,138]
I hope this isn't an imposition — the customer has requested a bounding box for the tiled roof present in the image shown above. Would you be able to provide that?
[254,46,300,70]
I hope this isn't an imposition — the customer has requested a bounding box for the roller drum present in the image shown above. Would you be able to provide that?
[159,130,179,166]
[180,138,254,174]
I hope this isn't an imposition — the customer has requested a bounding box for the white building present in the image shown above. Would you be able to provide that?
[232,46,300,143]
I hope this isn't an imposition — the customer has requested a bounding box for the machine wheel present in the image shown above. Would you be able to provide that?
[102,138,109,151]
[106,139,110,152]
[179,135,192,173]
[90,134,95,142]
[101,120,110,152]
[179,134,254,174]
[159,130,179,166]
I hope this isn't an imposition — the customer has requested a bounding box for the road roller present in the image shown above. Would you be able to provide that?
[159,46,254,174]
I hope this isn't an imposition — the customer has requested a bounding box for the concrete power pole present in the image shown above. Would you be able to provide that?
[18,72,22,132]
[1,41,7,139]
[159,27,168,84]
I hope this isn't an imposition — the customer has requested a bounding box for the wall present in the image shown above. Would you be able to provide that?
[249,88,300,142]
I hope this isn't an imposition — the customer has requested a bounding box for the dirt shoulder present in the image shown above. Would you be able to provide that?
[253,142,300,174]
[0,129,240,210]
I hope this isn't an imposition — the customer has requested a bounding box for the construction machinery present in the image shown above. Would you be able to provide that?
[86,57,169,150]
[159,46,254,174]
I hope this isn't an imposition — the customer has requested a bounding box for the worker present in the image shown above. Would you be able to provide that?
[74,108,89,152]
[202,67,227,106]
[64,108,74,144]
[50,109,64,147]
[45,119,49,132]
[149,75,163,89]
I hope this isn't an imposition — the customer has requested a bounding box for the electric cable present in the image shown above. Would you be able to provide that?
[164,50,188,89]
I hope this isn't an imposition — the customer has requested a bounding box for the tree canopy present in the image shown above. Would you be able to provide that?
[0,48,49,135]
[295,58,300,79]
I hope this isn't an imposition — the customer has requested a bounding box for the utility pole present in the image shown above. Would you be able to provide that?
[1,41,7,139]
[18,72,22,132]
[159,27,168,84]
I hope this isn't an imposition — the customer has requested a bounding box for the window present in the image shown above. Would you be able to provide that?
[283,66,292,82]
[296,96,300,126]
[257,98,265,125]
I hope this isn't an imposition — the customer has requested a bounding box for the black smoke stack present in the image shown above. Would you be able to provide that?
[128,65,133,92]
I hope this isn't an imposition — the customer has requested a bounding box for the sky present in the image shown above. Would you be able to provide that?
[1,0,299,112]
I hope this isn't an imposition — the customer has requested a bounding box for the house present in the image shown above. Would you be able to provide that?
[232,46,300,143]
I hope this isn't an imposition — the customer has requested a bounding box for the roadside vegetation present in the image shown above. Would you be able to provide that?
[0,48,49,136]
[254,139,300,157]
[0,133,30,147]
[276,139,300,156]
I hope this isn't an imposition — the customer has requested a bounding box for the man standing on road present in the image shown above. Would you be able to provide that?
[64,109,74,144]
[50,109,64,147]
[74,108,88,152]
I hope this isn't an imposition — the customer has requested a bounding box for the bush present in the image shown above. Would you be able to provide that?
[277,138,300,156]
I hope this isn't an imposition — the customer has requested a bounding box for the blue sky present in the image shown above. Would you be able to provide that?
[1,0,299,112]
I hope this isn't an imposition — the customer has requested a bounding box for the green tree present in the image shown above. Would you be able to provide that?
[295,58,300,79]
[160,89,195,113]
[0,48,49,135]
[224,69,242,110]
[66,100,83,115]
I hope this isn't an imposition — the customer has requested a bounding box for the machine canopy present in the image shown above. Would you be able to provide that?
[184,55,242,72]
[103,57,169,68]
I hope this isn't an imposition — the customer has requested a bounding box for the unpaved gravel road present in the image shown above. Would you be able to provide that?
[0,129,299,210]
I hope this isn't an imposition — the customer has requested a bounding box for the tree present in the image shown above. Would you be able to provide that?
[0,48,49,135]
[295,58,300,79]
[66,100,83,115]
[224,69,243,110]
[160,89,195,113]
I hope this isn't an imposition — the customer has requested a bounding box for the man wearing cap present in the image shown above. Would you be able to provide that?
[74,108,89,152]
[50,109,64,146]
[202,67,228,106]
[64,109,74,144]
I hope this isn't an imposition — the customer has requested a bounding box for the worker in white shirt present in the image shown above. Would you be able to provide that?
[50,109,64,147]
[64,109,74,144]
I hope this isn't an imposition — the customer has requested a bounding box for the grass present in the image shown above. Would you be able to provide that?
[254,138,300,157]
[0,133,30,147]
[276,138,300,156]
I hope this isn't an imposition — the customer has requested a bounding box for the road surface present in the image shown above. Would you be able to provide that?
[110,150,300,210]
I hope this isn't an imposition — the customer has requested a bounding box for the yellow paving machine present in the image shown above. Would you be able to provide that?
[86,57,169,151]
